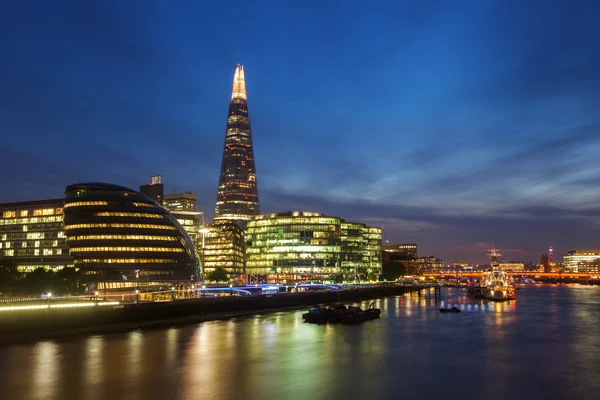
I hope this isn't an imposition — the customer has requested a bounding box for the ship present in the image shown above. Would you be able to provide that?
[481,246,515,301]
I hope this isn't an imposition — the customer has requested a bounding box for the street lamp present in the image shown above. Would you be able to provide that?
[135,289,139,304]
[94,291,99,305]
[229,283,233,296]
[47,292,52,308]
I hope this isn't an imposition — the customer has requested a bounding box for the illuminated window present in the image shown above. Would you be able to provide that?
[68,235,178,241]
[133,202,156,208]
[3,211,16,218]
[4,249,14,256]
[96,212,163,219]
[20,210,28,217]
[32,208,57,216]
[70,247,183,253]
[63,201,108,208]
[74,258,177,264]
[65,223,176,230]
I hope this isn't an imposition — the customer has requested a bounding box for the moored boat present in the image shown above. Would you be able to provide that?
[302,304,347,324]
[481,246,515,301]
[340,303,381,323]
[439,306,461,313]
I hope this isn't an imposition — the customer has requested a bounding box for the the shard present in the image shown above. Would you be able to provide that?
[214,65,260,228]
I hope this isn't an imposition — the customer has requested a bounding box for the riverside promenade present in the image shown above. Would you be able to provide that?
[0,284,421,344]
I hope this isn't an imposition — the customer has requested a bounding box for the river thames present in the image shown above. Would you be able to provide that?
[1,284,599,400]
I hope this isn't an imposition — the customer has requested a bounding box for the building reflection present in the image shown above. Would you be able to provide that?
[34,341,59,400]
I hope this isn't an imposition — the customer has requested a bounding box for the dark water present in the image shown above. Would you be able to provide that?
[1,285,600,400]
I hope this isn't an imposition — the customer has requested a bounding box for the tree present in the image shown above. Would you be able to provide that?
[207,267,229,282]
[0,257,20,294]
[381,262,406,281]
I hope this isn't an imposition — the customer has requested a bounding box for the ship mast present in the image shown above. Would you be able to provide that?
[487,245,502,270]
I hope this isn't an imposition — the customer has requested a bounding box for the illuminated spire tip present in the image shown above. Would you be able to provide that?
[231,64,247,100]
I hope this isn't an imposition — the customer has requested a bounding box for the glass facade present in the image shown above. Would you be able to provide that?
[63,183,199,286]
[164,192,197,212]
[0,199,72,272]
[215,65,260,228]
[246,212,382,282]
[203,219,245,278]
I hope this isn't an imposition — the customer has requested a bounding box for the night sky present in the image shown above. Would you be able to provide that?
[1,1,599,264]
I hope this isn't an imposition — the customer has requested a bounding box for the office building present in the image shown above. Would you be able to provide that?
[418,256,443,272]
[214,65,260,228]
[383,245,419,276]
[563,250,600,272]
[164,192,197,212]
[203,219,245,278]
[245,211,382,282]
[383,243,418,257]
[139,175,164,206]
[0,199,71,272]
[63,183,199,289]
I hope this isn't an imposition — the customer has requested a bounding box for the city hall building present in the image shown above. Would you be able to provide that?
[63,183,199,288]
[245,211,382,282]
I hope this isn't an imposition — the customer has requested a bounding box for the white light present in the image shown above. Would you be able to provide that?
[135,290,139,294]
[95,291,99,296]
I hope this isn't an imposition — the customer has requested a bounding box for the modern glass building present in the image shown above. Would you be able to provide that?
[164,192,197,212]
[63,183,199,288]
[246,212,382,282]
[203,219,245,278]
[0,199,72,272]
[215,65,260,228]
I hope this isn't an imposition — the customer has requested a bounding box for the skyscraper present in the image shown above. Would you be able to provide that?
[215,65,260,228]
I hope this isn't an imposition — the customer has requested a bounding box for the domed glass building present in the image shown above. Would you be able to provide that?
[63,183,199,288]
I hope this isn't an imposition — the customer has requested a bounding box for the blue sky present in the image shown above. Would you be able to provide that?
[1,0,599,263]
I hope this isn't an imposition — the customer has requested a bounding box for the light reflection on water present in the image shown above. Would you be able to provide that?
[1,285,600,400]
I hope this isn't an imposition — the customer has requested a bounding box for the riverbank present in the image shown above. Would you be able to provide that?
[0,285,417,345]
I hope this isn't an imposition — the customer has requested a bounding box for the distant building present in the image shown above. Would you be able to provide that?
[418,256,443,272]
[139,175,164,206]
[499,262,525,272]
[452,263,478,271]
[563,250,600,273]
[245,211,382,283]
[63,183,199,288]
[164,192,197,212]
[383,243,418,257]
[0,199,71,272]
[203,219,245,279]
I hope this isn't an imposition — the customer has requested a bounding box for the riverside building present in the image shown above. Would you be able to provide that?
[63,183,199,289]
[563,250,600,272]
[245,212,382,283]
[0,199,71,272]
[202,219,245,279]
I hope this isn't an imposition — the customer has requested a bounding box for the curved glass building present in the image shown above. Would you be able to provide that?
[246,211,382,282]
[63,183,199,287]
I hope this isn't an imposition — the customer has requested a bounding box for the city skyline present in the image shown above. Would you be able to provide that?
[1,2,599,263]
